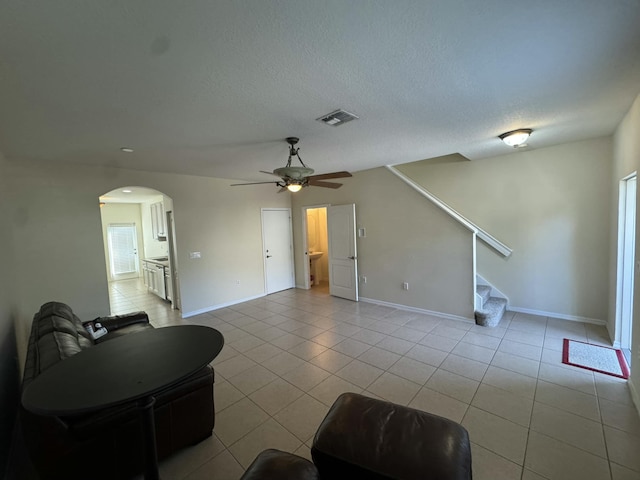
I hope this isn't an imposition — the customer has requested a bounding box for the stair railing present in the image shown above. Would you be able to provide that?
[385,165,512,258]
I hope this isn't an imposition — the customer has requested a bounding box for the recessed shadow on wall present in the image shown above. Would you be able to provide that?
[0,319,19,476]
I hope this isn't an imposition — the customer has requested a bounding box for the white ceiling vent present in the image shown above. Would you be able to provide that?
[316,109,359,127]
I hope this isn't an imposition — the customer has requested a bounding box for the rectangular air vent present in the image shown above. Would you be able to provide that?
[316,109,359,126]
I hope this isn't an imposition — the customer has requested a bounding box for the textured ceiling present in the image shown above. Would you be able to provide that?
[1,0,639,182]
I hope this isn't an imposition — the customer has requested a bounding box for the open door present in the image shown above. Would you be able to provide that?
[328,204,358,301]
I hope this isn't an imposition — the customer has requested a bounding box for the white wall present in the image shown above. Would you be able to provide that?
[397,137,613,322]
[292,167,475,320]
[4,158,290,372]
[612,92,640,410]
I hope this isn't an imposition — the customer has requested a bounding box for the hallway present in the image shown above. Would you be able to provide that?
[108,278,183,328]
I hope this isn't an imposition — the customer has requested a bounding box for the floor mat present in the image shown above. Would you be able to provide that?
[562,339,630,379]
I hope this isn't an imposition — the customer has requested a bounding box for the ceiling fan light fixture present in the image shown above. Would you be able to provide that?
[230,137,351,191]
[499,129,533,147]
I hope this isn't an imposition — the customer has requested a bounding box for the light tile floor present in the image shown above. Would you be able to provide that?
[110,279,640,480]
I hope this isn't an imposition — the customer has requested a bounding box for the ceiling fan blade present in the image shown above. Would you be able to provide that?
[230,181,280,186]
[259,170,281,177]
[308,180,343,189]
[308,171,352,181]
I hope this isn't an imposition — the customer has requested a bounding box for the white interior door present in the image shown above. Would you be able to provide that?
[328,204,358,301]
[262,208,295,294]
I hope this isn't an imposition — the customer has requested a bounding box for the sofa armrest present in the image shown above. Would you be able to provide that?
[90,312,149,331]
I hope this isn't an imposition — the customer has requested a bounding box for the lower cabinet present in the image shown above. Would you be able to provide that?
[143,260,169,301]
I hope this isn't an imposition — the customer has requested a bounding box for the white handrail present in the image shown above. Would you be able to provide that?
[385,165,513,257]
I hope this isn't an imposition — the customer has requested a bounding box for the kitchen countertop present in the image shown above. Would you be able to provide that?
[144,257,169,267]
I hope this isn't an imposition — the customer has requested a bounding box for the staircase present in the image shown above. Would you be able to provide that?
[475,284,507,327]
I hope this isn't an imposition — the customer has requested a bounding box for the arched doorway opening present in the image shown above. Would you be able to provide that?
[99,186,181,314]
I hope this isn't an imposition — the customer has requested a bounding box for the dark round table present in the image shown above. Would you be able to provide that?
[22,325,224,480]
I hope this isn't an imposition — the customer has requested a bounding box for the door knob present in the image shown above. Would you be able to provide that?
[266,255,273,258]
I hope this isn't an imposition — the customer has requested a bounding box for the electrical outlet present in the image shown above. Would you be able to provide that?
[235,280,240,286]
[359,275,367,284]
[403,282,409,290]
[189,251,201,259]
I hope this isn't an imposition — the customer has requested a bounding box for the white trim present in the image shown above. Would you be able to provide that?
[385,165,512,257]
[359,297,475,323]
[614,171,636,349]
[181,293,266,318]
[472,232,479,310]
[508,306,606,326]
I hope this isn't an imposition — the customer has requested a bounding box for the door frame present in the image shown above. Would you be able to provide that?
[166,210,181,310]
[301,204,331,290]
[614,171,636,350]
[261,208,295,294]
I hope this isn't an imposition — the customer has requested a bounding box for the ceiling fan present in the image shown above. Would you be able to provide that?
[231,137,352,192]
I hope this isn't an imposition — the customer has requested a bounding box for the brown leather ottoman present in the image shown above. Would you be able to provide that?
[240,449,320,480]
[311,393,473,479]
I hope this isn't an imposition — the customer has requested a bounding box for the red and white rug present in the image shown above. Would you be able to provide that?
[562,339,629,379]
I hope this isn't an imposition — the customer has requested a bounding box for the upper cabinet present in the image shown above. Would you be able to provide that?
[151,201,167,240]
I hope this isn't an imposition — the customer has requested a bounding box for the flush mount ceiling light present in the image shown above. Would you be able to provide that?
[122,189,132,193]
[120,147,134,153]
[499,129,533,147]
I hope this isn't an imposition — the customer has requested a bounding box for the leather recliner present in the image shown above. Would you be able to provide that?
[20,301,216,480]
[241,393,473,480]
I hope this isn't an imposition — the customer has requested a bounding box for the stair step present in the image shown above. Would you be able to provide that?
[475,297,507,327]
[476,285,491,306]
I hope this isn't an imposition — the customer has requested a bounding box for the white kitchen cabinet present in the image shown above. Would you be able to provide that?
[143,261,150,288]
[143,259,169,301]
[150,202,167,240]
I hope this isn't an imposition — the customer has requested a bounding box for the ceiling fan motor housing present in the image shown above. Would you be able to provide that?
[273,166,314,180]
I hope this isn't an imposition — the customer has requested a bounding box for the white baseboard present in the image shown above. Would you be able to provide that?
[181,293,267,318]
[508,306,606,326]
[295,284,309,290]
[359,297,475,324]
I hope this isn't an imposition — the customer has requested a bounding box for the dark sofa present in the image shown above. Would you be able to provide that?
[20,301,215,480]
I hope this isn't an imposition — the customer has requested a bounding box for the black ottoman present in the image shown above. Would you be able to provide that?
[311,393,472,480]
[240,449,320,480]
